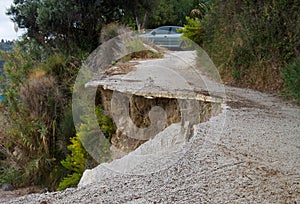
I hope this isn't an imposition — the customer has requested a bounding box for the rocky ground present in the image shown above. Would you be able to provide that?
[0,186,46,203]
[2,85,299,204]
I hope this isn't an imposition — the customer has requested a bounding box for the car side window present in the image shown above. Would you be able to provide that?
[171,27,180,34]
[153,27,169,35]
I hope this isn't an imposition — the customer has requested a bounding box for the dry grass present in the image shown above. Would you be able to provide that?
[20,75,62,120]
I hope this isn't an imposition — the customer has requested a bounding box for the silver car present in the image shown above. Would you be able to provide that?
[140,26,184,49]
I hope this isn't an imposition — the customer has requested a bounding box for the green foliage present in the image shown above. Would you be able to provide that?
[147,0,193,28]
[57,134,86,191]
[57,106,114,191]
[57,173,82,191]
[0,40,84,189]
[8,0,174,52]
[282,59,300,100]
[202,0,300,91]
[7,0,124,53]
[190,1,210,18]
[95,106,115,142]
[179,16,204,46]
[123,0,209,30]
[77,105,112,164]
[62,136,86,173]
[0,166,23,187]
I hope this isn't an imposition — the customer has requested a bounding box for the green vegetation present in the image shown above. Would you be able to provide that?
[57,105,114,191]
[0,40,14,77]
[205,0,299,94]
[0,165,23,187]
[179,16,203,46]
[0,48,80,189]
[282,59,300,100]
[57,134,88,191]
[180,0,299,99]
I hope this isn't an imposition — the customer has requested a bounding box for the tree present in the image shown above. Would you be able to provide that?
[7,0,124,53]
[3,0,127,189]
[125,0,208,29]
[120,0,159,31]
[7,0,172,52]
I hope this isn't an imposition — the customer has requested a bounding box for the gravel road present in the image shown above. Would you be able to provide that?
[4,85,300,204]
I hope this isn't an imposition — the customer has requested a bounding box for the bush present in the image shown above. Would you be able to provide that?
[179,17,204,46]
[202,0,300,92]
[99,23,130,44]
[57,106,114,191]
[0,165,23,187]
[57,134,86,191]
[57,173,82,191]
[2,56,65,187]
[95,106,115,142]
[282,59,300,100]
[0,42,84,189]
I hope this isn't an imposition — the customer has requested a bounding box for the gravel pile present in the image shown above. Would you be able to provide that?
[5,86,300,204]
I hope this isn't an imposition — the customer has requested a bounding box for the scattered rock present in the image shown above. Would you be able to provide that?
[1,183,15,191]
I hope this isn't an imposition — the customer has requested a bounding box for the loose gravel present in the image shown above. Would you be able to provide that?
[4,86,300,204]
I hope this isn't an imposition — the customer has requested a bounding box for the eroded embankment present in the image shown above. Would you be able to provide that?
[96,86,222,159]
[86,50,225,159]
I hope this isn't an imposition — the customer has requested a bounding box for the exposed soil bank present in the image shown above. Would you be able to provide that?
[97,87,221,159]
[86,51,224,159]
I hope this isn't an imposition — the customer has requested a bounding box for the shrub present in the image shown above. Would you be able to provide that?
[57,134,86,191]
[99,23,130,44]
[282,59,300,100]
[0,165,23,187]
[202,0,300,92]
[57,106,114,191]
[1,43,83,189]
[57,173,82,191]
[95,106,115,142]
[179,16,204,46]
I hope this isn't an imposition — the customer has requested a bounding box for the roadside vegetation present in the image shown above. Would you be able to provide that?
[0,0,299,192]
[181,0,300,97]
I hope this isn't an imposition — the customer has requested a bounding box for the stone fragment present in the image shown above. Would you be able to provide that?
[1,183,15,191]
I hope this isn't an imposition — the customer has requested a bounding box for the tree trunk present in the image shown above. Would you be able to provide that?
[141,12,148,30]
[136,16,140,33]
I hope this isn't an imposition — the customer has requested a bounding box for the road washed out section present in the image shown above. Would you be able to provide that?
[80,50,225,186]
